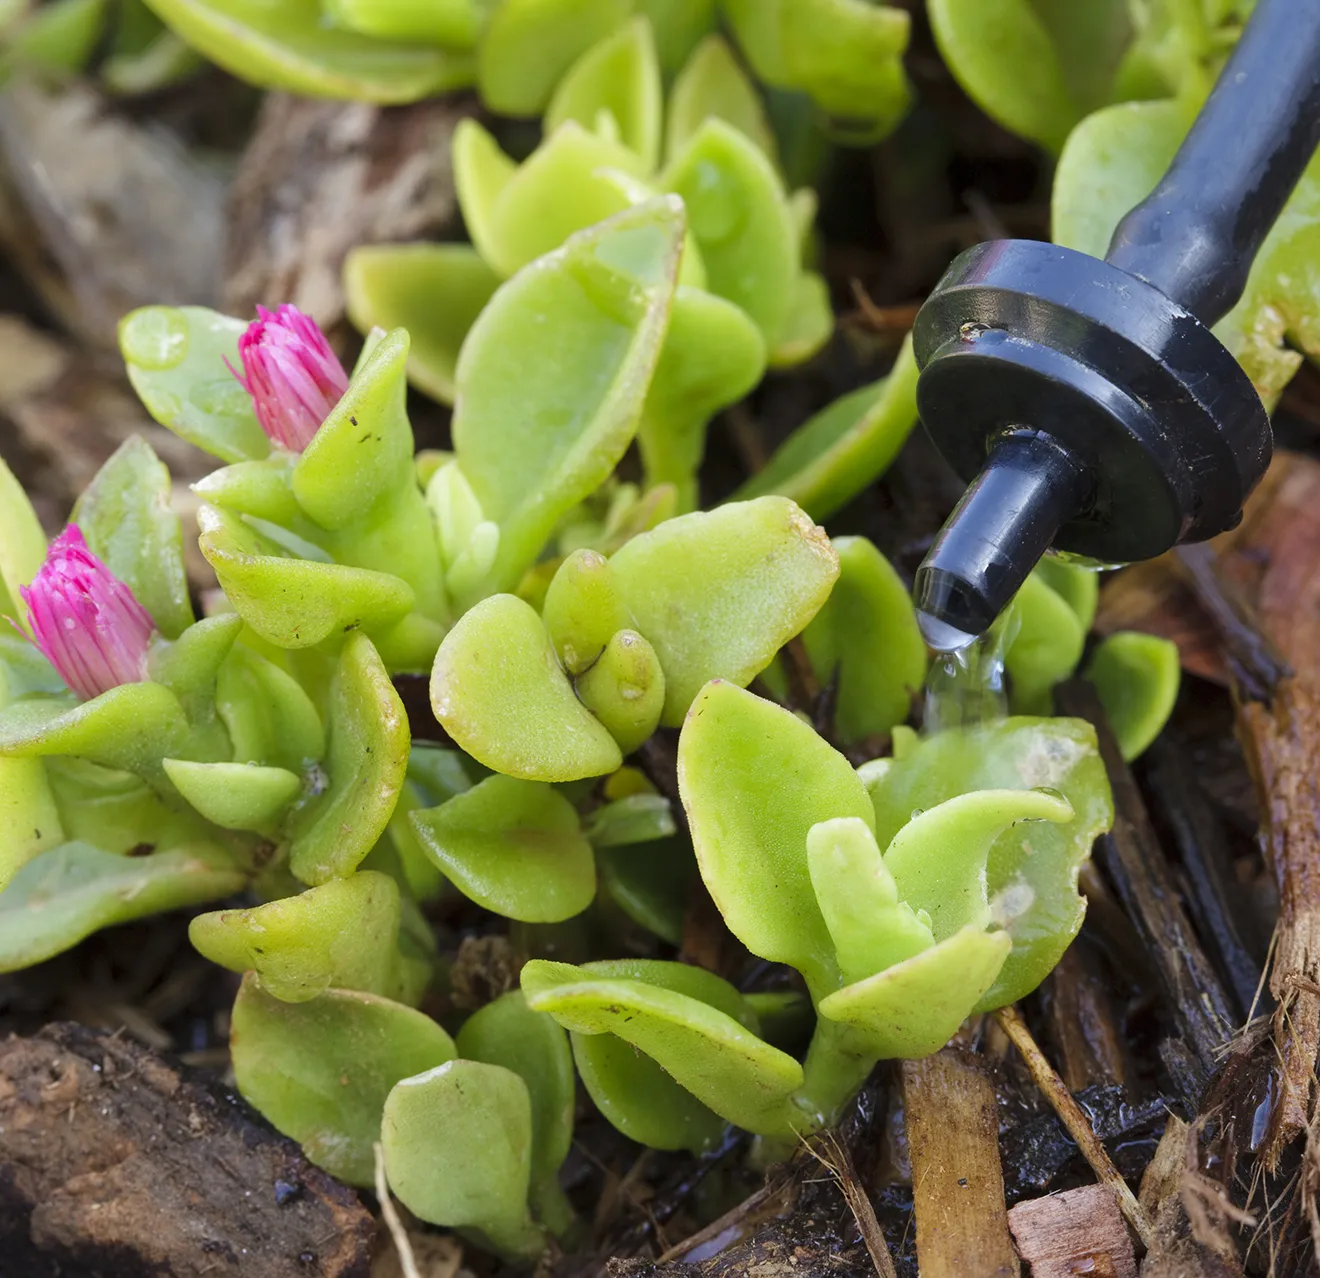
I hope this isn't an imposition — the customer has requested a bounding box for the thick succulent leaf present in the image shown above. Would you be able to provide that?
[869,717,1113,1009]
[215,643,325,772]
[523,958,802,1136]
[597,835,694,945]
[230,976,455,1187]
[286,633,409,884]
[737,336,920,520]
[546,16,662,171]
[609,497,838,725]
[292,328,415,529]
[816,925,1012,1059]
[0,456,47,638]
[322,0,481,47]
[70,436,194,639]
[409,775,596,922]
[147,613,243,730]
[723,0,911,140]
[637,0,715,74]
[119,305,269,463]
[542,549,631,675]
[477,0,631,115]
[0,682,189,786]
[882,789,1074,941]
[197,503,415,650]
[570,1029,726,1152]
[802,536,926,742]
[453,198,683,591]
[637,285,766,506]
[456,991,576,1219]
[584,793,675,847]
[0,840,246,973]
[667,32,777,164]
[769,269,833,369]
[805,817,933,985]
[1033,556,1099,632]
[190,870,425,1004]
[929,0,1111,151]
[431,593,622,782]
[343,243,500,406]
[663,120,796,341]
[163,759,301,831]
[0,755,63,892]
[1004,572,1086,715]
[382,1061,544,1261]
[575,629,665,754]
[1084,631,1181,762]
[0,637,65,699]
[139,0,475,101]
[678,681,874,996]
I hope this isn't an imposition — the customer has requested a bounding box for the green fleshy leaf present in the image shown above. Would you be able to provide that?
[431,593,622,782]
[197,503,415,650]
[737,335,919,520]
[1005,571,1086,715]
[70,436,193,640]
[45,756,213,854]
[0,840,246,973]
[382,1060,545,1261]
[883,789,1073,941]
[663,119,796,341]
[0,755,63,892]
[453,198,683,591]
[164,759,301,831]
[0,455,50,638]
[1084,630,1181,762]
[575,629,665,754]
[0,682,189,786]
[584,793,675,847]
[678,681,873,996]
[869,718,1113,1009]
[524,957,801,1137]
[322,0,480,47]
[139,0,475,101]
[542,549,631,676]
[456,991,576,1233]
[10,0,106,73]
[192,453,304,528]
[190,870,425,1004]
[476,0,631,116]
[1033,556,1100,632]
[231,975,455,1187]
[148,613,243,731]
[805,817,933,985]
[667,32,777,164]
[816,925,1012,1058]
[343,243,500,406]
[637,285,767,507]
[546,16,662,171]
[409,774,596,922]
[215,643,325,772]
[286,633,409,884]
[119,305,270,463]
[723,0,911,140]
[768,269,833,369]
[597,835,694,945]
[609,497,838,725]
[636,0,715,74]
[802,536,926,742]
[0,636,66,699]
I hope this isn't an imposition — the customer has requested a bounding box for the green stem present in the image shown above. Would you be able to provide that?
[529,1171,580,1245]
[790,1017,879,1133]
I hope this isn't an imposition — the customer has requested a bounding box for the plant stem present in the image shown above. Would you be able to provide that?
[790,1017,878,1133]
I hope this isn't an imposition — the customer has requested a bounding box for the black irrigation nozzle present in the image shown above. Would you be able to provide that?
[911,0,1320,648]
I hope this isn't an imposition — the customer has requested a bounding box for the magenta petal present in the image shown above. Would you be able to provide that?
[232,303,349,452]
[21,525,155,701]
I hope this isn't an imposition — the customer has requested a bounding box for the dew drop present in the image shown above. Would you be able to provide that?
[120,306,189,371]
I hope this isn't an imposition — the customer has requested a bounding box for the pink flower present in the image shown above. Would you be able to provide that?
[21,526,155,701]
[231,304,349,452]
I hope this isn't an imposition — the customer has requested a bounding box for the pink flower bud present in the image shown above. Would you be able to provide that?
[21,526,155,701]
[231,304,349,452]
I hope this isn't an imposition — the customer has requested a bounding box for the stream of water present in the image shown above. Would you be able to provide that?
[919,607,1018,735]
